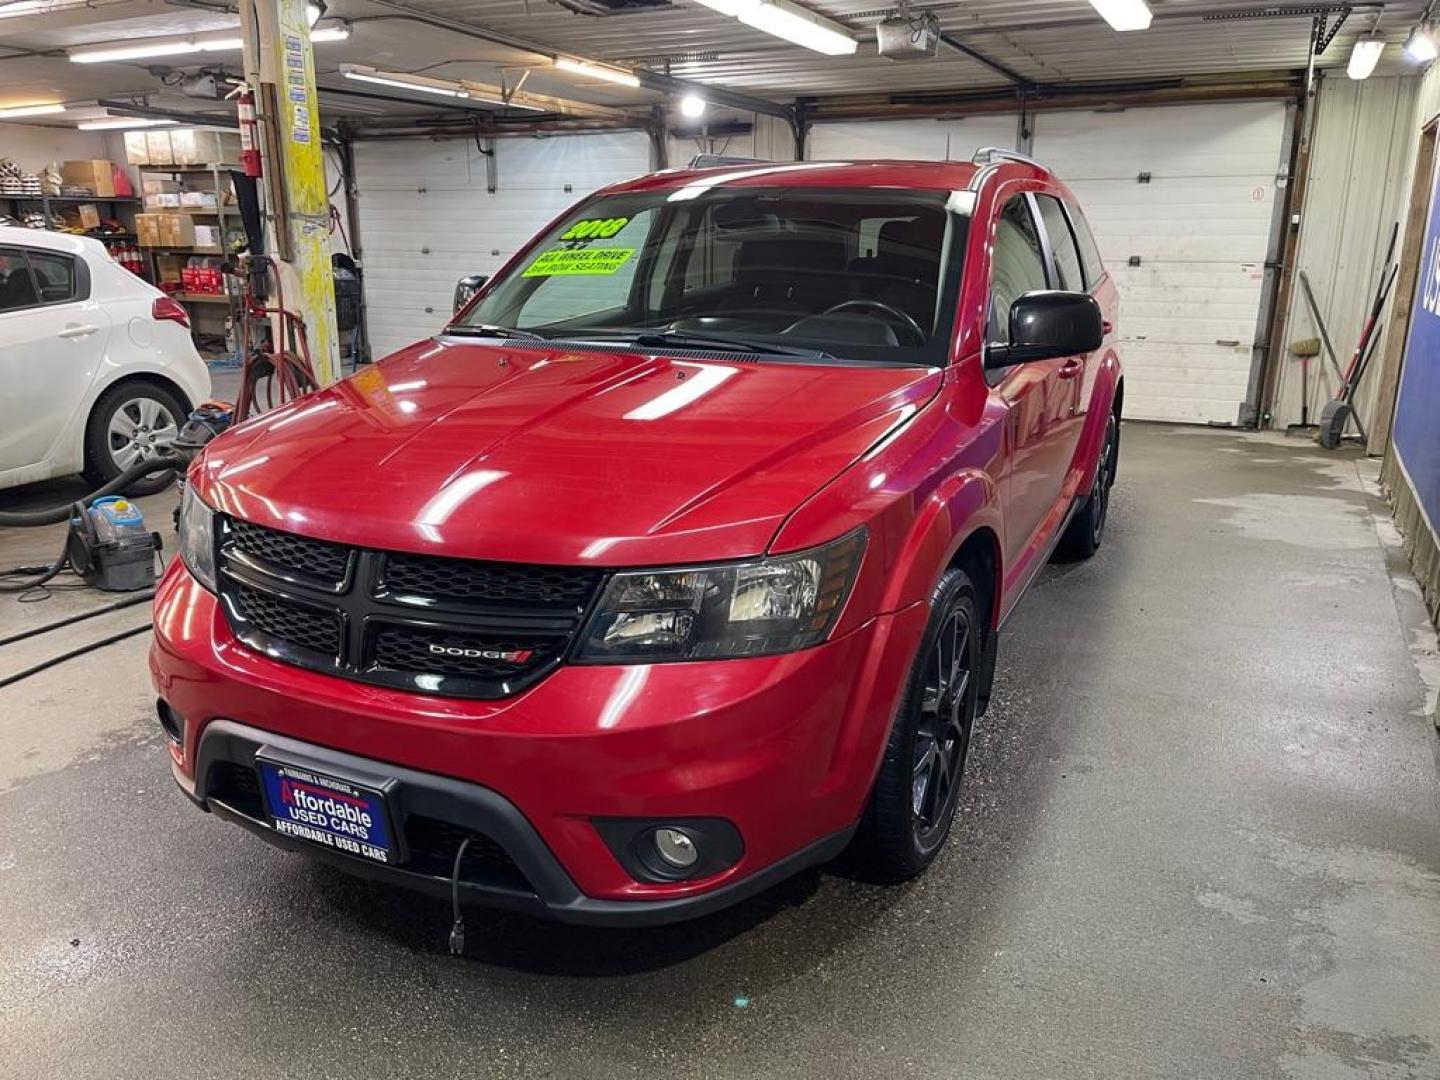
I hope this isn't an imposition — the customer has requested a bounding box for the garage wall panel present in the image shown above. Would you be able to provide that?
[355,131,650,358]
[807,117,1020,161]
[1033,101,1290,424]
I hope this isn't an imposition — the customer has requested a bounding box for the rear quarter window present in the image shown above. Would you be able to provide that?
[1066,202,1106,289]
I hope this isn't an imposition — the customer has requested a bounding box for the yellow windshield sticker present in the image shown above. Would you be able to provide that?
[560,216,630,241]
[523,247,635,277]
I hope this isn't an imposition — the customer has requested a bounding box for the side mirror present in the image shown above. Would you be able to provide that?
[984,290,1103,370]
[453,274,489,314]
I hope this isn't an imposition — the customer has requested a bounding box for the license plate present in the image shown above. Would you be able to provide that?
[257,757,396,865]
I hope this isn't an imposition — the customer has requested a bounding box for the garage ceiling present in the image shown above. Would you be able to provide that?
[0,0,1432,126]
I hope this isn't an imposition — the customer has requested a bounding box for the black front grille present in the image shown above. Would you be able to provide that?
[228,518,351,584]
[403,814,530,890]
[208,761,264,818]
[383,552,601,609]
[229,581,342,657]
[216,518,603,699]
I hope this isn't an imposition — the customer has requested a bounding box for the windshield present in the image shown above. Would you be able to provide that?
[454,187,965,366]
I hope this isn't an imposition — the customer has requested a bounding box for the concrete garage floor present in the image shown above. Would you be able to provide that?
[1,423,1438,1080]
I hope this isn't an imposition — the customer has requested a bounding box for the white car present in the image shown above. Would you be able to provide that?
[0,226,211,495]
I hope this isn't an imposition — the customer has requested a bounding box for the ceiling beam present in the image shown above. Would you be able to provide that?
[353,0,795,121]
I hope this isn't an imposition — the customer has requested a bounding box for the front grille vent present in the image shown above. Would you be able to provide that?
[216,518,603,699]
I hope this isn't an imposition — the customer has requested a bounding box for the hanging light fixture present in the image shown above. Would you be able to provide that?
[1088,0,1152,32]
[679,94,707,118]
[687,0,857,55]
[70,24,346,63]
[1348,36,1385,79]
[553,58,642,88]
[1405,24,1438,62]
[0,102,66,118]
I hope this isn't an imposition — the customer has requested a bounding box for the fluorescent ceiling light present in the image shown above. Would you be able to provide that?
[679,93,707,118]
[342,65,468,98]
[76,117,177,130]
[0,0,74,17]
[71,38,233,63]
[737,0,857,55]
[1405,26,1438,62]
[0,102,66,118]
[553,58,642,88]
[70,25,345,62]
[1348,37,1385,79]
[690,0,745,13]
[1088,0,1151,32]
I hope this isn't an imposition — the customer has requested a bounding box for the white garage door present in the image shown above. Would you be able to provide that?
[807,117,1021,161]
[355,131,651,358]
[1032,102,1289,423]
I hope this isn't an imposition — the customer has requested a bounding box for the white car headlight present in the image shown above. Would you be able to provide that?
[178,484,218,591]
[576,529,866,662]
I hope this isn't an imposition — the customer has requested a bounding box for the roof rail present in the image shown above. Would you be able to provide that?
[687,154,770,169]
[971,147,1046,169]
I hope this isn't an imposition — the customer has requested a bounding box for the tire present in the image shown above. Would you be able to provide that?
[82,380,188,497]
[852,567,981,881]
[1057,412,1118,561]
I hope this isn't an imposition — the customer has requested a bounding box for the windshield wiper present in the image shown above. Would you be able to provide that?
[563,328,833,360]
[443,323,547,341]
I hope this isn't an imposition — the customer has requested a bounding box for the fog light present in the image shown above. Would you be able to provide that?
[652,827,698,870]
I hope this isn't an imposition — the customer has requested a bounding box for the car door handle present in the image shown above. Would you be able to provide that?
[57,324,99,339]
[1057,358,1084,379]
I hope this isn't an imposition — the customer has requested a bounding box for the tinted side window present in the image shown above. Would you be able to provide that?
[29,252,77,303]
[988,195,1050,344]
[1066,201,1105,288]
[1035,195,1085,292]
[0,250,38,313]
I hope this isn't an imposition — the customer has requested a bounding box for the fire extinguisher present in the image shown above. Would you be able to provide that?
[237,85,262,178]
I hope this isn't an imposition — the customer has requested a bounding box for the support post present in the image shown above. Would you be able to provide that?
[240,0,340,385]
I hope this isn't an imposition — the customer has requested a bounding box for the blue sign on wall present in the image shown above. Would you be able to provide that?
[1392,151,1440,536]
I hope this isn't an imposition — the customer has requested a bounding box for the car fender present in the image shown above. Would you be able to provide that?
[879,467,1003,618]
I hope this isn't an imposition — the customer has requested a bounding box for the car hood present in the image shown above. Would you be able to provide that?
[194,338,940,566]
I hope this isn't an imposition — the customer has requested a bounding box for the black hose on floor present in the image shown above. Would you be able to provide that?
[0,623,152,690]
[0,455,184,528]
[0,591,156,648]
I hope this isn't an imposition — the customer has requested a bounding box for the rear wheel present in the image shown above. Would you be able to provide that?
[852,567,980,880]
[1057,412,1118,560]
[82,380,187,496]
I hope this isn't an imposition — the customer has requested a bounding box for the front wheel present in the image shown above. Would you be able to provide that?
[1057,412,1118,560]
[851,567,981,881]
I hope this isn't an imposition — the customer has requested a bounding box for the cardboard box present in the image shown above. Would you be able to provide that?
[144,193,181,209]
[145,130,174,166]
[170,129,241,166]
[135,213,161,247]
[158,213,196,248]
[193,224,221,249]
[179,191,217,209]
[142,177,180,195]
[60,160,116,198]
[77,203,100,230]
[124,131,149,166]
[155,254,184,285]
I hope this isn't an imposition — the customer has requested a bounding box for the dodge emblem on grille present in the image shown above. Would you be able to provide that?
[429,643,534,663]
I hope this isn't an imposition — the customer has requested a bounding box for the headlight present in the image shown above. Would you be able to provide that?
[577,529,866,662]
[178,484,217,592]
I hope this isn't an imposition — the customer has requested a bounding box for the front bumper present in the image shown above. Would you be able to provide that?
[151,565,928,921]
[175,719,857,926]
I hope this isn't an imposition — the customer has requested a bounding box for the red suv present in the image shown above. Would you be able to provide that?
[153,151,1122,925]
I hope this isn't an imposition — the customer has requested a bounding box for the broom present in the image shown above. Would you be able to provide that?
[1288,336,1321,430]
